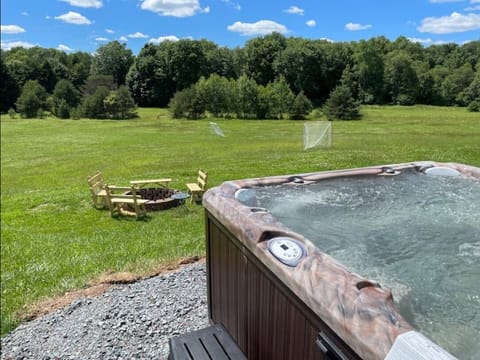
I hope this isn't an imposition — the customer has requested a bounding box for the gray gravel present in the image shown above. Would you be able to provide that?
[1,262,209,360]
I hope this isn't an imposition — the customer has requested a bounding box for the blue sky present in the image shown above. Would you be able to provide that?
[1,0,480,54]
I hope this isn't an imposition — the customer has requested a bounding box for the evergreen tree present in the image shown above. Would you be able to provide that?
[16,80,47,118]
[56,99,71,119]
[81,86,109,119]
[289,92,313,120]
[52,79,80,118]
[324,84,361,120]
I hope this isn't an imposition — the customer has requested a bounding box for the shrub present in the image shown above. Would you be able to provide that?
[396,93,416,106]
[7,108,17,119]
[308,108,323,120]
[168,86,205,119]
[36,109,45,119]
[467,101,479,112]
[69,106,82,119]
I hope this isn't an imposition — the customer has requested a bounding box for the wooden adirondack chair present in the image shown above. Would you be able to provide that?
[87,171,107,208]
[104,184,149,219]
[186,169,208,204]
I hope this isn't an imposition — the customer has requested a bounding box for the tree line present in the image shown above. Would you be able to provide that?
[169,74,315,120]
[1,34,479,120]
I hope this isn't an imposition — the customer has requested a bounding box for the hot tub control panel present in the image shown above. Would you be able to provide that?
[267,237,306,267]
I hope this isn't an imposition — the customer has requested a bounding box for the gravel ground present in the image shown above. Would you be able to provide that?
[1,262,209,360]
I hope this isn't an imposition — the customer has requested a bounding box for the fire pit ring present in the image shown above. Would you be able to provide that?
[127,187,181,211]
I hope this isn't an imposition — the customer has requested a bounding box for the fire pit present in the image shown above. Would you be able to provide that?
[128,187,180,211]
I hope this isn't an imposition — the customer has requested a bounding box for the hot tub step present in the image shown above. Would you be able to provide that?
[168,324,246,360]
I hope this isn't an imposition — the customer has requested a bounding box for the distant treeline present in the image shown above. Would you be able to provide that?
[1,34,480,118]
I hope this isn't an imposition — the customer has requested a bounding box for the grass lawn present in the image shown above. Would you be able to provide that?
[1,105,479,336]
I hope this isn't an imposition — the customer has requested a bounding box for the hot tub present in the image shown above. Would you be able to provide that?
[202,161,480,360]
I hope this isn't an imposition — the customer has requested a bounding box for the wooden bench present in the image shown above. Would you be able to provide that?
[186,169,208,204]
[104,185,149,220]
[87,171,107,208]
[130,178,172,188]
[168,324,246,360]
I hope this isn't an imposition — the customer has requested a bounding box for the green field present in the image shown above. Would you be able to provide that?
[1,106,479,336]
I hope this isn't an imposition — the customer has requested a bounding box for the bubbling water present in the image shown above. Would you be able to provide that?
[240,170,480,359]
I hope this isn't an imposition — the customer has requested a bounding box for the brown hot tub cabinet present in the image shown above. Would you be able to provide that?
[206,213,360,360]
[203,162,479,360]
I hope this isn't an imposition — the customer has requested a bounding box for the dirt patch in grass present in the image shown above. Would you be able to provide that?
[20,256,205,322]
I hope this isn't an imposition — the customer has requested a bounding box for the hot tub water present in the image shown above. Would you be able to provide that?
[239,169,480,359]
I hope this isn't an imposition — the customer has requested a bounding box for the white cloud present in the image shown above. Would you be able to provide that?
[227,20,288,36]
[1,25,26,34]
[95,37,108,41]
[119,36,128,41]
[418,12,480,33]
[59,0,103,8]
[407,37,451,46]
[221,0,240,10]
[55,11,92,25]
[285,6,304,15]
[106,29,115,34]
[345,22,372,31]
[128,32,149,38]
[408,37,433,45]
[140,0,208,17]
[21,12,29,16]
[1,41,37,50]
[306,20,316,27]
[57,44,74,51]
[465,5,480,10]
[149,35,180,43]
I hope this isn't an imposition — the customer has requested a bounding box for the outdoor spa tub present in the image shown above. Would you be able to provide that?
[202,161,480,360]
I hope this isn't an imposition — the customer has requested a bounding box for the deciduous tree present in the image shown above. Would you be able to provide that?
[384,51,419,105]
[103,86,137,119]
[90,41,133,86]
[244,32,286,86]
[0,54,19,112]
